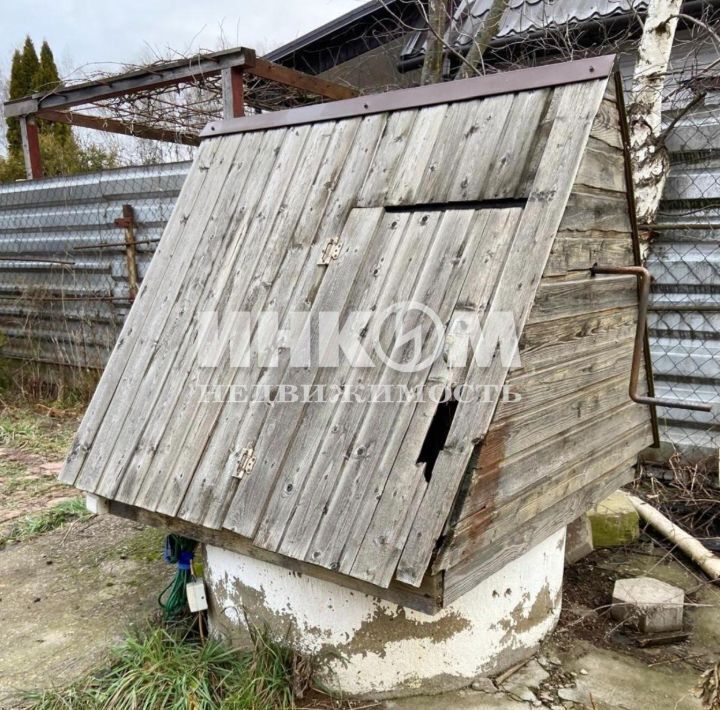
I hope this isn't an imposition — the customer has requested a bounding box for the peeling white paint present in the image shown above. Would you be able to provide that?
[205,528,566,697]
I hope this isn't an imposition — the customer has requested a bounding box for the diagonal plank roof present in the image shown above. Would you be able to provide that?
[62,56,614,589]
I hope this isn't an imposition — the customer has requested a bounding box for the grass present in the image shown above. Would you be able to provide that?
[0,403,79,459]
[3,498,91,544]
[24,622,318,710]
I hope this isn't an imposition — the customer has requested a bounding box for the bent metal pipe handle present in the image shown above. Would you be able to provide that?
[590,264,713,414]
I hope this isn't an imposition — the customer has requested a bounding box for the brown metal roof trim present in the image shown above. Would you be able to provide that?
[200,54,616,139]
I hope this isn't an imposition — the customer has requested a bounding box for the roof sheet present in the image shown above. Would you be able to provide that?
[61,60,611,589]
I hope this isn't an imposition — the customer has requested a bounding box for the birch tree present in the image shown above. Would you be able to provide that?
[628,0,684,225]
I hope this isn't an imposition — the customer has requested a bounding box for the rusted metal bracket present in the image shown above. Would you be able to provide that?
[114,204,139,300]
[591,264,712,413]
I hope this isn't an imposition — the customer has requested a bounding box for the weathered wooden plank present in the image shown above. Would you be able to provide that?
[441,423,647,569]
[444,93,515,202]
[140,116,372,519]
[384,104,448,205]
[299,209,494,574]
[270,210,448,560]
[61,138,225,487]
[115,126,346,510]
[191,206,387,530]
[497,343,634,420]
[96,127,295,504]
[544,233,634,277]
[108,500,443,615]
[181,120,368,528]
[574,137,626,194]
[559,187,632,233]
[73,135,246,494]
[482,89,551,199]
[357,109,418,207]
[442,459,636,605]
[588,97,623,150]
[221,208,391,538]
[516,87,561,196]
[346,209,523,586]
[140,121,349,519]
[517,306,638,373]
[528,274,637,323]
[396,77,609,587]
[412,100,494,203]
[215,113,393,534]
[235,208,417,546]
[459,401,648,522]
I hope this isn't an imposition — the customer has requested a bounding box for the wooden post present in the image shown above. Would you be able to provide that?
[19,116,42,179]
[222,66,245,118]
[114,204,139,300]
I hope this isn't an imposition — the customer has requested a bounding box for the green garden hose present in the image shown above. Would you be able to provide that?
[159,534,198,619]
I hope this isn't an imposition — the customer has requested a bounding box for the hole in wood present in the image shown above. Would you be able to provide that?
[416,397,459,482]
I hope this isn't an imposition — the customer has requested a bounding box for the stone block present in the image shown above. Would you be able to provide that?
[611,577,685,632]
[587,490,639,548]
[565,515,594,564]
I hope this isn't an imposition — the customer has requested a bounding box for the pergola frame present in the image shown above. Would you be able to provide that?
[4,46,358,179]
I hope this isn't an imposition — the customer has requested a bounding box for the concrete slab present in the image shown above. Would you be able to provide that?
[565,515,594,564]
[383,689,529,709]
[588,490,639,548]
[561,644,703,710]
[612,576,685,632]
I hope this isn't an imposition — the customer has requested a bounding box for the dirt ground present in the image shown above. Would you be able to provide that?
[0,402,171,707]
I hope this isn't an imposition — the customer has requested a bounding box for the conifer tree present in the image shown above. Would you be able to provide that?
[34,41,71,145]
[2,36,117,181]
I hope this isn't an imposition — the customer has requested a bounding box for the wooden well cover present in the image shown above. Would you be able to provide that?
[62,57,615,589]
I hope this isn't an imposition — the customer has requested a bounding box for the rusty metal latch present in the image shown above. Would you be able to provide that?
[233,446,256,480]
[318,236,342,265]
[590,264,712,413]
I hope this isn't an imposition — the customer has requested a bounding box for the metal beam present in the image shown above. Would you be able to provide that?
[248,57,359,100]
[37,109,200,146]
[20,117,42,179]
[4,47,256,116]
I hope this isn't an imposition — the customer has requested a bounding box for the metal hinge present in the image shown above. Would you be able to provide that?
[318,236,342,265]
[233,446,256,480]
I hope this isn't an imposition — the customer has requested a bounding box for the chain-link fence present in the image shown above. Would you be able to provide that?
[647,66,720,463]
[0,161,190,388]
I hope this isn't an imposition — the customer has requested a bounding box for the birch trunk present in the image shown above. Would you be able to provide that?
[421,0,451,85]
[629,0,683,226]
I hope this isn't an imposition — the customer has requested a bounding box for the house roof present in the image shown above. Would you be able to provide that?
[61,57,615,591]
[267,0,645,73]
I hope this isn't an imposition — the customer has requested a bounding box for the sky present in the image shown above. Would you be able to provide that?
[0,0,362,82]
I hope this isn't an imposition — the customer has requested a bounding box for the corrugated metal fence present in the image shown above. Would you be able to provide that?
[648,99,720,460]
[0,162,190,369]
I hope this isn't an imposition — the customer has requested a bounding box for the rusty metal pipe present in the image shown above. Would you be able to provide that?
[591,264,712,413]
